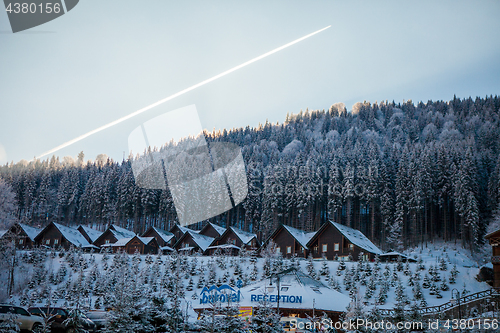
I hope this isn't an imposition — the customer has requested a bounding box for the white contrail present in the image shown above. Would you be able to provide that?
[36,25,331,159]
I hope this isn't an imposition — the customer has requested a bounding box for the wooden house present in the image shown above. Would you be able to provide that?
[198,222,226,240]
[141,226,174,247]
[169,224,199,244]
[34,222,96,251]
[485,229,500,288]
[102,236,159,254]
[306,221,383,261]
[93,224,136,248]
[206,226,259,255]
[141,226,175,252]
[260,224,315,258]
[77,225,103,244]
[1,223,41,249]
[173,230,214,254]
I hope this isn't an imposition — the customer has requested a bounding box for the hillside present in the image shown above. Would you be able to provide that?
[2,243,490,325]
[1,96,500,252]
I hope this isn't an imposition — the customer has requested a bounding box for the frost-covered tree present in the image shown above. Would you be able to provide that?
[0,177,17,229]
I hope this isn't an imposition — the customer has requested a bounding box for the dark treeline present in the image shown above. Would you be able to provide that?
[2,96,500,251]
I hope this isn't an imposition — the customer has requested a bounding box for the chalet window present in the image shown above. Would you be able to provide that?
[105,239,110,244]
[363,254,369,261]
[19,239,23,245]
[313,245,318,253]
[54,239,59,245]
[349,244,354,250]
[45,239,50,245]
[286,246,292,254]
[322,244,327,252]
[334,243,339,251]
[276,247,281,254]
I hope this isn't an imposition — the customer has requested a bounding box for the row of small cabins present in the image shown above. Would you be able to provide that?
[1,220,412,262]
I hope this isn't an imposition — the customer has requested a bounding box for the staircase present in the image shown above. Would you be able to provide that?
[379,288,500,318]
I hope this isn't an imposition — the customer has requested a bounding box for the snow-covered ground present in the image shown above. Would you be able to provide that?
[2,242,492,322]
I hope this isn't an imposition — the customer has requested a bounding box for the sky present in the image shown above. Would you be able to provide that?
[1,0,499,164]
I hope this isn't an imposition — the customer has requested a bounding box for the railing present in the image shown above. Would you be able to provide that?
[378,289,500,317]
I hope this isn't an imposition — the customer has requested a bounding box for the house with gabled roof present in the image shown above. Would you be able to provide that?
[101,235,159,254]
[169,224,199,245]
[173,230,214,254]
[485,229,500,288]
[141,226,175,248]
[306,221,383,261]
[34,222,97,250]
[260,224,316,258]
[1,223,41,249]
[77,225,103,244]
[206,226,259,255]
[93,224,136,248]
[198,222,226,240]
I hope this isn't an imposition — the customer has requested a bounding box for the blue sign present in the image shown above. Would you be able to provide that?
[200,284,241,304]
[236,279,243,289]
[250,294,302,303]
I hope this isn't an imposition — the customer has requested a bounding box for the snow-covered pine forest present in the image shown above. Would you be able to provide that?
[1,96,500,252]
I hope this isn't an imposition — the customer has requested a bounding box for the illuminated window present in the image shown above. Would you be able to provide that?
[276,247,281,253]
[45,239,50,245]
[54,239,59,245]
[334,243,339,251]
[286,246,292,254]
[105,239,110,244]
[349,244,354,250]
[322,244,327,252]
[19,239,23,245]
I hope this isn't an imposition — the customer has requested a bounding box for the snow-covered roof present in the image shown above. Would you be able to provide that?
[150,227,174,243]
[110,225,136,239]
[330,221,383,255]
[193,268,351,313]
[379,251,416,261]
[178,225,200,234]
[78,225,103,243]
[111,237,133,247]
[379,251,408,257]
[282,225,315,249]
[0,230,7,238]
[18,223,41,241]
[111,236,155,247]
[229,226,257,245]
[206,244,241,251]
[207,222,226,236]
[139,237,155,245]
[53,222,91,247]
[185,231,214,252]
[160,245,174,252]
